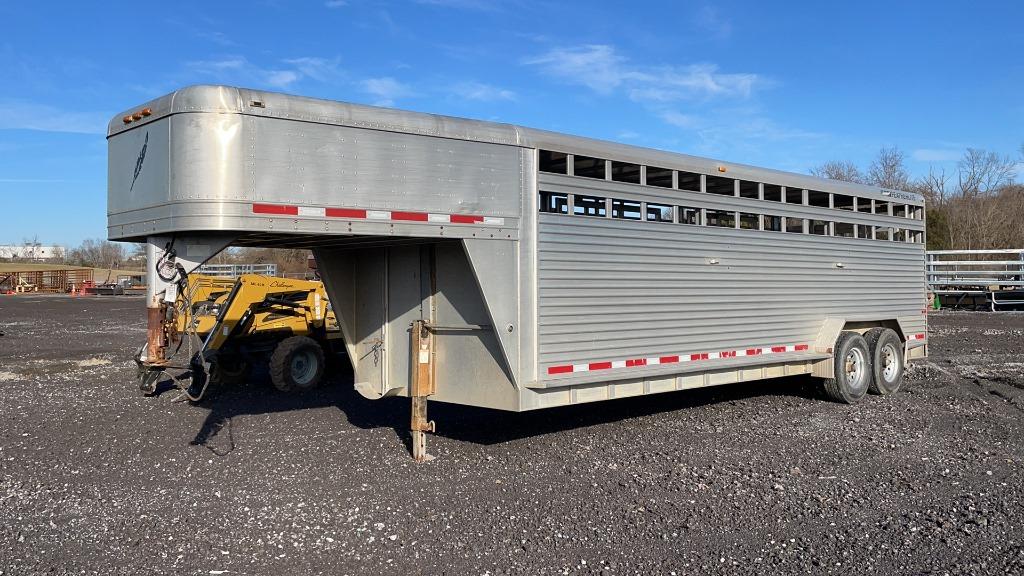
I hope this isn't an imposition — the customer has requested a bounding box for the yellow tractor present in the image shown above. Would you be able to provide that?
[137,273,342,399]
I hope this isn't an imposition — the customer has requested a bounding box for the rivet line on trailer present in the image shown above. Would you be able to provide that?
[252,203,505,225]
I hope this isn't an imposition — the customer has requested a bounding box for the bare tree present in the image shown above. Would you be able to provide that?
[66,239,126,269]
[811,161,864,183]
[913,167,950,205]
[956,148,1016,198]
[866,147,911,190]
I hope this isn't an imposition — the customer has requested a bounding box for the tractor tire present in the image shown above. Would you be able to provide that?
[270,336,325,392]
[822,331,871,404]
[864,328,904,395]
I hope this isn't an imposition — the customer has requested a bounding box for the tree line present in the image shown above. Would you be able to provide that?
[811,145,1023,250]
[4,238,313,276]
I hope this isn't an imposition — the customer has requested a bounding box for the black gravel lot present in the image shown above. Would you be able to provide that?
[1,295,1023,575]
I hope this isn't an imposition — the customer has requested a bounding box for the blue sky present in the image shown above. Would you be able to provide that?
[1,1,1022,247]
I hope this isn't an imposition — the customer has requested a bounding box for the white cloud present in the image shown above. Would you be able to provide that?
[523,44,821,163]
[361,77,415,106]
[185,55,343,90]
[450,81,516,102]
[264,70,300,88]
[660,111,700,129]
[911,148,962,162]
[524,45,624,94]
[524,44,760,102]
[282,57,343,83]
[0,100,109,134]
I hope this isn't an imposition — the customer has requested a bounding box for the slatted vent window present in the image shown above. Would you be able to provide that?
[706,175,735,196]
[808,190,830,208]
[539,191,568,214]
[739,181,759,199]
[539,150,568,174]
[810,220,830,235]
[573,155,606,179]
[786,217,805,233]
[646,166,674,188]
[646,203,673,222]
[611,199,642,220]
[677,171,701,192]
[833,194,854,211]
[785,187,804,204]
[834,222,855,238]
[763,184,783,202]
[706,209,736,228]
[610,161,641,184]
[574,196,607,217]
[762,215,782,232]
[739,212,759,230]
[678,207,701,225]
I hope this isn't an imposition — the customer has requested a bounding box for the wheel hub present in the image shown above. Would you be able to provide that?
[881,343,898,381]
[290,350,317,386]
[844,348,865,386]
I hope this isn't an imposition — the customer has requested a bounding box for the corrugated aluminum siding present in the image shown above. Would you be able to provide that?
[537,214,926,382]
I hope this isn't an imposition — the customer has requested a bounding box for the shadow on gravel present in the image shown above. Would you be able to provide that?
[186,370,832,453]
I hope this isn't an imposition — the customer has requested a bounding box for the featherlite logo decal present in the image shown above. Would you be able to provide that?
[130,131,148,192]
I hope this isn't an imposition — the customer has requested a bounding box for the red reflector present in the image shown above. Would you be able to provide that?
[660,355,679,364]
[547,365,573,375]
[795,344,809,351]
[252,203,298,216]
[450,214,484,224]
[625,358,647,367]
[325,208,367,219]
[390,211,428,222]
[747,348,761,355]
[588,361,612,371]
[771,346,787,353]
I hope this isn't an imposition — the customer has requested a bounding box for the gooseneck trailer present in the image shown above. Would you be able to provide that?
[108,85,928,459]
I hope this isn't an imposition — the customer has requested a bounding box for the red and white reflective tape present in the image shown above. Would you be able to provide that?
[910,333,926,341]
[547,343,810,376]
[252,203,505,225]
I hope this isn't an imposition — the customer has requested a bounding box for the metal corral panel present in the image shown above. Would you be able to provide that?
[536,215,926,386]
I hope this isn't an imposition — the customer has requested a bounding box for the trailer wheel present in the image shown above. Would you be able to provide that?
[270,336,325,392]
[822,331,871,404]
[864,328,904,395]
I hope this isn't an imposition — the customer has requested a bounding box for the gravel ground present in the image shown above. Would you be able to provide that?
[1,295,1022,575]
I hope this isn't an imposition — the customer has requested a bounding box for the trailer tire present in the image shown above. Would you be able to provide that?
[823,331,871,404]
[270,336,325,392]
[865,328,904,395]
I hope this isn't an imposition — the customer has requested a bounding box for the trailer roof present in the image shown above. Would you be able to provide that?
[108,84,922,204]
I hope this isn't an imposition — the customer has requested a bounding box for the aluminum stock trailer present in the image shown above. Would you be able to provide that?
[108,85,928,459]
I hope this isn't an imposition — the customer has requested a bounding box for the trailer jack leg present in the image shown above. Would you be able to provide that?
[411,396,435,462]
[409,320,436,462]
